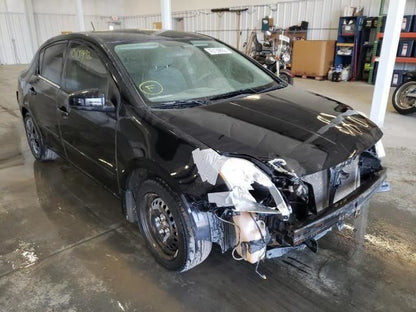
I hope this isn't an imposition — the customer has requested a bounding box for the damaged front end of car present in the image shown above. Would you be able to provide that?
[188,146,386,277]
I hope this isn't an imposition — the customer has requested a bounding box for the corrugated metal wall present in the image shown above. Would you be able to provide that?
[35,13,77,44]
[0,12,33,64]
[1,0,415,65]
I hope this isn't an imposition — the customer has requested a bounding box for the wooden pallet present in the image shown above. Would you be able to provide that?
[294,74,325,81]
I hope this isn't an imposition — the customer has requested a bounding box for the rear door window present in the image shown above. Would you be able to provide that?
[40,42,66,85]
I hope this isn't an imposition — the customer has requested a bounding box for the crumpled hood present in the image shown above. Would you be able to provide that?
[152,86,383,176]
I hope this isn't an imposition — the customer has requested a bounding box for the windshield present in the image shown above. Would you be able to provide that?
[114,39,282,106]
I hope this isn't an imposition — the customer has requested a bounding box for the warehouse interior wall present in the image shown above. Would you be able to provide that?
[0,0,415,65]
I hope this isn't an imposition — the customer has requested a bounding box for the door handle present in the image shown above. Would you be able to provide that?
[29,86,37,95]
[58,106,69,118]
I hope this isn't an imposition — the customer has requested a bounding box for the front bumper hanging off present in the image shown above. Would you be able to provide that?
[266,168,387,259]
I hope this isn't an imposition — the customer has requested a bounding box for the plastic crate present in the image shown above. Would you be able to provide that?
[412,15,416,32]
[341,17,356,35]
[380,15,386,32]
[381,15,413,33]
[397,40,414,57]
[402,15,413,32]
[391,70,403,87]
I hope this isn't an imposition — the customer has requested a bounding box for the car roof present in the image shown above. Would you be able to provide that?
[43,29,212,47]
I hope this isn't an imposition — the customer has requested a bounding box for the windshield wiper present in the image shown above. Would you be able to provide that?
[209,84,282,102]
[260,84,284,93]
[209,88,258,101]
[151,84,284,108]
[152,98,209,109]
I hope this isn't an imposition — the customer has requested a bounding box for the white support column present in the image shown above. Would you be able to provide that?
[370,0,406,128]
[75,0,86,32]
[23,0,39,55]
[160,0,172,30]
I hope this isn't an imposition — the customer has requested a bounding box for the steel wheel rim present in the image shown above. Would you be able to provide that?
[144,193,179,259]
[395,83,416,110]
[25,117,41,156]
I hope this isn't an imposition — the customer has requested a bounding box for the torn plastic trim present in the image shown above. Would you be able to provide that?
[265,227,332,259]
[192,148,292,218]
[268,158,299,180]
[266,244,306,259]
[208,190,287,215]
[268,157,309,203]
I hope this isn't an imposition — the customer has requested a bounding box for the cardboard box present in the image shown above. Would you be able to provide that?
[291,40,336,77]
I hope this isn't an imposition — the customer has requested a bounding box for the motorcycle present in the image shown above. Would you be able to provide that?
[392,71,416,115]
[245,31,294,85]
[275,29,293,82]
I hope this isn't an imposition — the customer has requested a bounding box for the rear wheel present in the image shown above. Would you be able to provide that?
[135,178,211,272]
[392,81,416,115]
[23,113,57,161]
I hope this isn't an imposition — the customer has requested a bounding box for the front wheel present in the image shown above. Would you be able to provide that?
[392,81,416,115]
[279,71,294,85]
[135,178,212,272]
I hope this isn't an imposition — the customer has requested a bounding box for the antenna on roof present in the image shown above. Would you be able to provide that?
[91,21,96,31]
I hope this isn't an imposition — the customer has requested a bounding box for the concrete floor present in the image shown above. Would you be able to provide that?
[0,65,415,312]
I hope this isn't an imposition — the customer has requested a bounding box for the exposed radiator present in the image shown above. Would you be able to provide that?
[302,157,360,213]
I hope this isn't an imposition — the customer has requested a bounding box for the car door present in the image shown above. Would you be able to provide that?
[28,41,67,154]
[58,41,119,192]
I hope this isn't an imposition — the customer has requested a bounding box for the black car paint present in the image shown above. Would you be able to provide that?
[18,31,228,200]
[154,87,382,176]
[18,30,382,238]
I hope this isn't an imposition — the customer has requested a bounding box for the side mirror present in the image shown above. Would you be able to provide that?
[68,89,115,112]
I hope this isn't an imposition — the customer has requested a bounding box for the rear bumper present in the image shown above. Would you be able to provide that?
[289,168,387,246]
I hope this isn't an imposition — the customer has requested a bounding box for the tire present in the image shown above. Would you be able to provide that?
[134,178,212,272]
[392,81,416,115]
[24,113,57,161]
[279,71,294,85]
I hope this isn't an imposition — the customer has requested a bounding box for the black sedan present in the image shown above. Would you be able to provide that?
[17,30,386,274]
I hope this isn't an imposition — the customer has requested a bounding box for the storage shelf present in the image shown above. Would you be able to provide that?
[336,43,354,47]
[374,56,416,63]
[377,32,416,39]
[335,16,366,81]
[396,57,416,63]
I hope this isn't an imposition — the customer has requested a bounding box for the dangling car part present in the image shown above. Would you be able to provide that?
[190,145,385,272]
[18,30,385,276]
[392,70,416,115]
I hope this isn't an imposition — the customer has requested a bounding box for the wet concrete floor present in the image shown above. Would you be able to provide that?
[0,65,415,311]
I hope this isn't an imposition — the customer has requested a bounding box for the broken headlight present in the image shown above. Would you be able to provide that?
[208,158,292,219]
